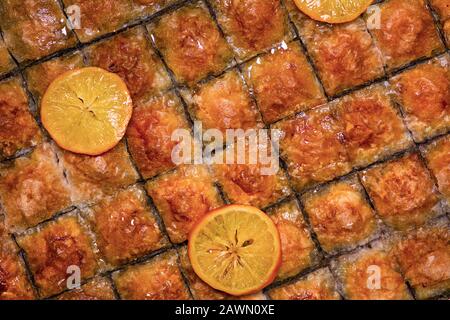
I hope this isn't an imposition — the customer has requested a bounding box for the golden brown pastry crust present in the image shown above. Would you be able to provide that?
[17,214,98,297]
[113,251,190,300]
[150,3,233,84]
[146,165,223,244]
[0,144,71,231]
[84,186,166,267]
[0,78,41,160]
[299,18,384,96]
[268,268,340,300]
[86,27,171,104]
[392,224,450,299]
[126,92,190,179]
[275,105,351,192]
[336,85,412,168]
[370,0,444,70]
[60,142,138,204]
[56,277,115,300]
[0,0,76,62]
[391,57,450,142]
[210,0,289,60]
[302,178,377,253]
[360,153,440,230]
[244,42,325,123]
[184,70,262,133]
[0,38,15,75]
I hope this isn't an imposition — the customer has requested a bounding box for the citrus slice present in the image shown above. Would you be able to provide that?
[293,0,373,24]
[188,205,281,296]
[41,67,133,155]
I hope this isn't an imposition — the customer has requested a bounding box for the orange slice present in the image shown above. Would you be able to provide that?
[41,67,133,155]
[293,0,373,24]
[188,205,282,296]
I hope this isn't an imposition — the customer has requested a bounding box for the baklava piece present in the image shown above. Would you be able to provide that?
[391,221,450,299]
[0,0,76,62]
[0,217,35,300]
[0,77,41,160]
[0,143,71,231]
[302,176,379,254]
[267,268,341,300]
[0,37,15,76]
[332,242,411,300]
[59,142,138,204]
[126,92,191,179]
[56,277,115,300]
[266,201,318,280]
[178,246,264,300]
[430,0,450,43]
[25,51,85,106]
[368,0,444,71]
[274,104,351,192]
[209,0,291,61]
[360,153,441,231]
[113,251,191,300]
[212,139,291,209]
[86,27,171,105]
[61,0,133,42]
[149,2,233,85]
[243,41,326,123]
[421,135,450,209]
[17,214,98,298]
[390,56,450,142]
[297,17,384,96]
[83,186,167,268]
[182,70,262,133]
[335,85,412,168]
[146,165,223,244]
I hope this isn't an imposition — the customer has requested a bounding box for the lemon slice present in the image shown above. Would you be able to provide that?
[188,205,281,296]
[41,67,133,155]
[294,0,373,24]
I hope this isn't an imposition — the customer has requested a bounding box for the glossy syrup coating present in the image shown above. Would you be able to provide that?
[368,0,444,71]
[0,78,41,160]
[268,268,341,300]
[182,70,262,133]
[360,153,441,231]
[391,222,450,299]
[178,246,265,300]
[422,135,450,208]
[0,37,15,75]
[149,2,233,85]
[298,17,384,96]
[129,0,176,20]
[56,277,115,300]
[302,177,379,254]
[17,214,98,298]
[0,0,76,62]
[212,138,291,209]
[86,27,171,105]
[209,0,291,61]
[0,143,71,232]
[83,186,166,267]
[146,165,223,244]
[25,51,85,105]
[332,243,411,300]
[266,201,317,280]
[59,142,138,205]
[113,251,191,300]
[0,217,35,300]
[274,104,351,192]
[126,92,191,179]
[243,41,326,124]
[335,85,413,168]
[61,0,133,43]
[391,56,450,142]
